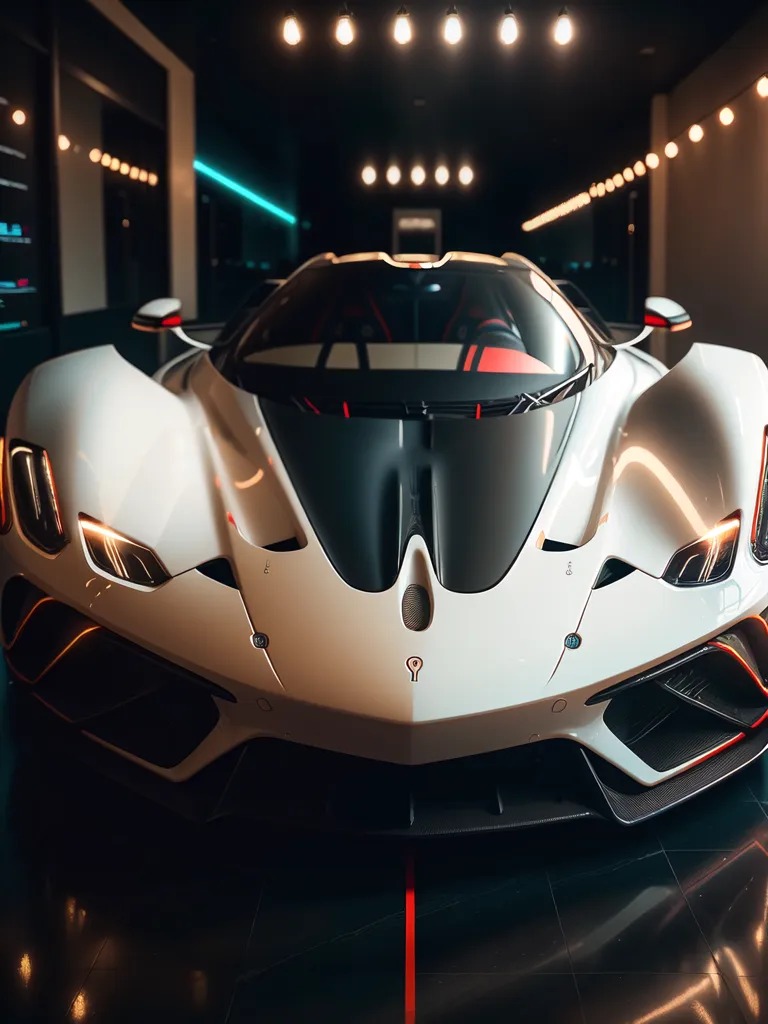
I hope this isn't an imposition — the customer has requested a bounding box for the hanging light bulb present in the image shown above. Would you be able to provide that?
[394,5,412,44]
[435,165,450,185]
[336,6,355,45]
[645,152,660,169]
[719,106,734,126]
[605,178,615,193]
[500,7,519,45]
[596,182,606,197]
[444,5,462,45]
[553,7,573,46]
[386,164,401,185]
[688,124,704,142]
[622,166,634,182]
[589,184,598,198]
[612,172,624,187]
[458,164,474,185]
[361,165,376,185]
[757,76,768,98]
[664,141,678,158]
[411,165,426,186]
[282,10,301,45]
[633,160,646,176]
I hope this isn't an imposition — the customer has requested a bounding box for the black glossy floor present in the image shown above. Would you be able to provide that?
[5,674,768,1021]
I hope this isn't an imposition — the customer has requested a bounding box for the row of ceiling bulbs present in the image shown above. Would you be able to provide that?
[361,163,474,186]
[524,77,768,231]
[283,6,574,47]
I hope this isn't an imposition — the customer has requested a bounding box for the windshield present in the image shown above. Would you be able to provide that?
[217,260,611,417]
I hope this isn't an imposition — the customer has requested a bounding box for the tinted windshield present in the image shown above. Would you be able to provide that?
[218,261,610,417]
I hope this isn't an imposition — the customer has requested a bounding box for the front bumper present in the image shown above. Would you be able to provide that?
[5,575,768,835]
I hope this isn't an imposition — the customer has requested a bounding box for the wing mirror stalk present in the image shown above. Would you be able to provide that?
[131,298,212,351]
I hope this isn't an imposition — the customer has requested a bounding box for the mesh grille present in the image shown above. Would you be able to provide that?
[402,584,430,631]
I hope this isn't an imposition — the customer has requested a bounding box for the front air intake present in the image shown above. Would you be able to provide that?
[402,584,431,631]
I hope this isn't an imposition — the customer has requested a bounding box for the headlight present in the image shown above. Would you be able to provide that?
[752,428,768,562]
[79,516,170,587]
[9,440,67,554]
[0,438,11,535]
[662,513,740,587]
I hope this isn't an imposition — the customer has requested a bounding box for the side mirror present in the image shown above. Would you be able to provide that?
[644,297,692,333]
[132,298,183,332]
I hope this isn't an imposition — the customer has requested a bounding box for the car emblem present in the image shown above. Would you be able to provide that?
[564,633,581,650]
[251,632,270,649]
[406,656,423,682]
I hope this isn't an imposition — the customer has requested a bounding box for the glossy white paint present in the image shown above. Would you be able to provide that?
[3,283,768,792]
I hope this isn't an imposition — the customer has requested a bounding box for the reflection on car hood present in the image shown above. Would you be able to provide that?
[260,396,577,593]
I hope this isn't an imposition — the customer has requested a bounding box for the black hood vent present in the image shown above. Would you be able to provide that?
[260,396,576,593]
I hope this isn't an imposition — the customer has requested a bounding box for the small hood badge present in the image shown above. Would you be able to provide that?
[406,656,423,682]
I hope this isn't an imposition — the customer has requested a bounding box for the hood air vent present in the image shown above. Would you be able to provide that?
[594,558,636,589]
[402,584,431,631]
[196,558,238,589]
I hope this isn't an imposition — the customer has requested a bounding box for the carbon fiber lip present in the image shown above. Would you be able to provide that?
[582,729,768,825]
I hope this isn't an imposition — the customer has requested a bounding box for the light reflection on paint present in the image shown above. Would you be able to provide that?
[18,953,31,985]
[234,468,264,489]
[612,445,709,537]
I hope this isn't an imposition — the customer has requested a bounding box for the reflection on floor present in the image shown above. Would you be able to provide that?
[4,656,768,1022]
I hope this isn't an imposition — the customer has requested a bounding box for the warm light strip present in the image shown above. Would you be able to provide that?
[6,625,101,685]
[4,596,55,649]
[521,68,768,231]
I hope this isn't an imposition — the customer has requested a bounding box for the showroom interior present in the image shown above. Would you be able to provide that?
[5,0,768,1021]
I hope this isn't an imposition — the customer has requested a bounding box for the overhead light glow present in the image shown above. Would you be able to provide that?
[386,164,401,185]
[11,109,26,126]
[435,164,449,185]
[58,135,70,151]
[139,169,148,182]
[596,181,606,197]
[282,11,301,45]
[622,166,634,181]
[589,184,598,198]
[129,166,139,179]
[119,162,129,175]
[336,9,354,45]
[757,76,768,98]
[500,9,519,45]
[89,148,102,163]
[458,164,474,185]
[361,164,376,185]
[109,157,120,171]
[605,178,615,192]
[688,123,704,142]
[633,160,646,175]
[522,191,590,232]
[664,141,679,158]
[444,6,462,44]
[553,7,573,46]
[193,160,296,223]
[101,152,111,167]
[719,106,734,125]
[612,172,624,187]
[411,165,426,186]
[394,6,412,44]
[646,151,660,169]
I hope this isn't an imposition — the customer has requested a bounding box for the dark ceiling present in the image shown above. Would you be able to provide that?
[126,0,764,253]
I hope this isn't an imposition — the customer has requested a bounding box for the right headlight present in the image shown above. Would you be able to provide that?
[663,513,741,587]
[9,440,67,554]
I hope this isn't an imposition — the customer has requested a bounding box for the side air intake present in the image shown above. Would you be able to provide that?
[402,584,431,631]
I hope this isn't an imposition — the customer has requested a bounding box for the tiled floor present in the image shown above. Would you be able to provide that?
[5,663,768,1023]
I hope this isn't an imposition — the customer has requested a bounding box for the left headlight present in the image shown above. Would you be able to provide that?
[9,440,67,554]
[662,513,740,587]
[79,516,170,587]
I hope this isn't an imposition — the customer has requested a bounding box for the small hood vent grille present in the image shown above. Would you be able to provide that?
[402,584,431,631]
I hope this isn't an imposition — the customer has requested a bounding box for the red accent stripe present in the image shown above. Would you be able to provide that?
[227,512,236,526]
[476,318,510,330]
[463,344,478,371]
[303,397,321,415]
[405,851,415,1024]
[342,401,350,419]
[753,708,768,729]
[409,262,421,269]
[708,640,768,698]
[475,404,481,419]
[644,313,667,327]
[161,314,182,327]
[367,293,392,342]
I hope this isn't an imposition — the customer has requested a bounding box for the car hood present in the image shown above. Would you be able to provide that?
[259,397,576,593]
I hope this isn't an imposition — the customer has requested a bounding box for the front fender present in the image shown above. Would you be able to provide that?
[5,346,221,575]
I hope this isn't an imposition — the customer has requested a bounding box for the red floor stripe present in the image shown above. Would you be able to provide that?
[405,850,416,1024]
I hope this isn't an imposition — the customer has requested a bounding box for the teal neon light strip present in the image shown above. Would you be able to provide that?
[193,159,297,226]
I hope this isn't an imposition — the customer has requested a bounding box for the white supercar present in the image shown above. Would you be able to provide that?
[3,250,768,834]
